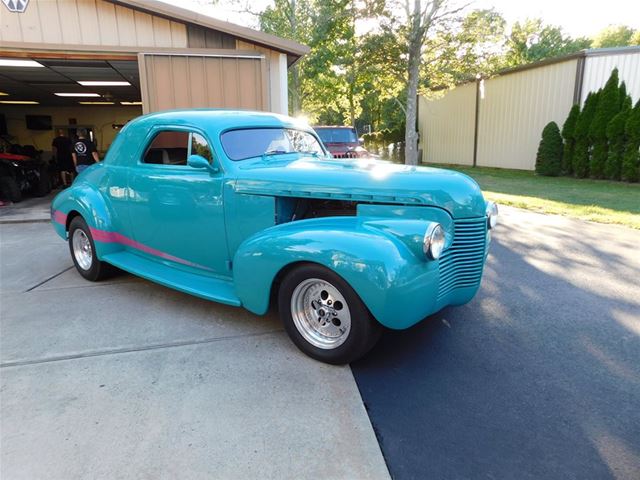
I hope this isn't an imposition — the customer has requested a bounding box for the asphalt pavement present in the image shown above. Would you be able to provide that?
[352,207,640,480]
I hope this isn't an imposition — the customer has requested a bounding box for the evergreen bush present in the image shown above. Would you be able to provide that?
[589,69,620,178]
[535,121,563,176]
[573,91,600,178]
[561,104,580,175]
[622,100,640,182]
[605,105,630,180]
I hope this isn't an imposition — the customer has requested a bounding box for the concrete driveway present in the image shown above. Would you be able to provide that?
[2,198,639,479]
[0,215,389,479]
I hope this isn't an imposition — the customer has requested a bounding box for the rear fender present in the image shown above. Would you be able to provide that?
[51,183,120,258]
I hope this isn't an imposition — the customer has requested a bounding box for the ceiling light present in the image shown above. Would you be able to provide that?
[79,101,115,105]
[55,92,100,97]
[0,92,8,96]
[0,59,44,68]
[120,101,142,105]
[78,81,131,86]
[0,100,39,104]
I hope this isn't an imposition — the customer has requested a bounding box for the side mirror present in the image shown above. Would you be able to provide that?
[187,154,219,173]
[358,137,364,145]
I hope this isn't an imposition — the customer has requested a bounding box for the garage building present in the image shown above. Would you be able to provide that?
[0,0,308,155]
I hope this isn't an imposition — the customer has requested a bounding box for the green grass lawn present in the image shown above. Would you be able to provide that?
[431,164,640,229]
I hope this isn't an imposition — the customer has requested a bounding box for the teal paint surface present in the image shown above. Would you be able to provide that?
[52,109,492,329]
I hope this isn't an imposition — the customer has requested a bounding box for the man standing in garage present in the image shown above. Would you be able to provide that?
[72,129,99,174]
[52,129,74,187]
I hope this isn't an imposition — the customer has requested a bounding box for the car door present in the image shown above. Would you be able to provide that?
[127,126,229,276]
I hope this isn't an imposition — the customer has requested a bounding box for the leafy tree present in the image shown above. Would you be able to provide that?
[561,104,580,175]
[535,122,563,176]
[592,25,637,48]
[605,103,631,180]
[589,69,620,178]
[622,100,640,182]
[504,19,591,66]
[631,30,640,46]
[573,91,600,178]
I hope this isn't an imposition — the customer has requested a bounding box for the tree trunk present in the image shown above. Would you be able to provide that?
[290,64,300,115]
[404,33,422,165]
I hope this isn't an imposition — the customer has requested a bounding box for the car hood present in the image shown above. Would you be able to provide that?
[233,156,486,218]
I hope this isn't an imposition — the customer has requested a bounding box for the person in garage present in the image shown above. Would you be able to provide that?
[52,129,74,187]
[72,129,99,174]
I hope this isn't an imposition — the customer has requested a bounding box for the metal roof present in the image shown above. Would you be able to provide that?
[107,0,310,64]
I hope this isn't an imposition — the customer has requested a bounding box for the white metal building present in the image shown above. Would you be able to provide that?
[418,47,640,170]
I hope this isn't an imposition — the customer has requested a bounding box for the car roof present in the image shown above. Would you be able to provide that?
[128,109,311,133]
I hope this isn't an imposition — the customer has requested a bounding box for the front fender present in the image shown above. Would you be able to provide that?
[233,216,441,329]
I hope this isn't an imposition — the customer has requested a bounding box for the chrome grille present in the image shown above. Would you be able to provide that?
[437,218,487,300]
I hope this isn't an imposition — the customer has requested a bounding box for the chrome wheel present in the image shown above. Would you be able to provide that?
[72,228,93,271]
[290,278,352,349]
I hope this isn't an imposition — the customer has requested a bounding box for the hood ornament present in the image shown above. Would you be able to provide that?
[2,0,29,13]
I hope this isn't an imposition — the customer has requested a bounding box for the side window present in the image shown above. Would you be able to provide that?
[143,131,189,165]
[191,132,213,163]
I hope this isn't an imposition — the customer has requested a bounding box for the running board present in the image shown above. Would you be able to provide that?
[102,251,241,307]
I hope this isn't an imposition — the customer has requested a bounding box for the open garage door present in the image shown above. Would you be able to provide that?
[138,52,268,114]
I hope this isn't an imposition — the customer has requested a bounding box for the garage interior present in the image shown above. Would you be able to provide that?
[0,56,142,155]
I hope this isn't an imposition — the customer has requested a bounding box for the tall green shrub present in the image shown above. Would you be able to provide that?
[535,122,563,176]
[573,91,600,178]
[589,69,620,178]
[605,105,631,180]
[561,104,580,174]
[619,81,628,110]
[622,100,640,182]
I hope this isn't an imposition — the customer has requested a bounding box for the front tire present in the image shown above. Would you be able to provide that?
[68,216,113,281]
[278,264,381,364]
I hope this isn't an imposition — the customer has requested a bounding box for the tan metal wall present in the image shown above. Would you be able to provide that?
[419,84,475,166]
[476,59,577,170]
[0,0,188,47]
[138,53,267,114]
[420,59,578,170]
[582,52,640,104]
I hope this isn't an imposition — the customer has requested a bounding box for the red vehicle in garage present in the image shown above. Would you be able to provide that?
[314,126,369,159]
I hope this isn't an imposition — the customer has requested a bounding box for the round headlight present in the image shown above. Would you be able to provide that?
[486,202,498,229]
[423,223,445,260]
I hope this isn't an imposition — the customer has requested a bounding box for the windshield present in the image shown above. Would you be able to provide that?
[220,128,325,161]
[315,128,358,144]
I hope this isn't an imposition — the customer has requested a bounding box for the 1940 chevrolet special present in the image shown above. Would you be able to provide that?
[51,110,497,364]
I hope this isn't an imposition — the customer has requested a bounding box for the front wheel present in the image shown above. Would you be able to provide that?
[278,264,381,364]
[68,216,114,281]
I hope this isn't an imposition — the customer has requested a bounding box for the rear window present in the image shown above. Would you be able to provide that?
[220,128,325,161]
[315,128,358,144]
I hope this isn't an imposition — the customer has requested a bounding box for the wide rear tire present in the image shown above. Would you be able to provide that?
[278,264,381,365]
[68,216,114,281]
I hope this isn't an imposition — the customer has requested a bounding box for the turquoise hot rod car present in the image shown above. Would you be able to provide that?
[51,110,497,364]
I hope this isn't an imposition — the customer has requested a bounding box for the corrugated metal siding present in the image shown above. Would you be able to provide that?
[476,59,577,170]
[582,52,640,103]
[187,25,236,49]
[419,83,476,166]
[0,0,188,48]
[139,54,267,113]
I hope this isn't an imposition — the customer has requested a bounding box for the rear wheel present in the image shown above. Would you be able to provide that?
[278,264,381,364]
[68,216,114,281]
[0,176,21,202]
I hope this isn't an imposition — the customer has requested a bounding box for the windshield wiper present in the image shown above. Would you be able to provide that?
[262,149,291,161]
